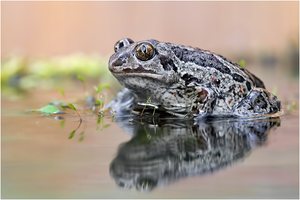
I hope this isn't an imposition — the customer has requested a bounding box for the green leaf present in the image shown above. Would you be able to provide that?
[95,99,104,107]
[68,130,76,139]
[37,104,62,115]
[67,103,77,111]
[97,116,103,125]
[94,83,110,93]
[238,59,247,68]
[271,87,278,96]
[76,74,85,82]
[287,101,297,112]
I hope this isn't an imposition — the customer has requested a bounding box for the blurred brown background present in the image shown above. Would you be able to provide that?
[2,1,299,57]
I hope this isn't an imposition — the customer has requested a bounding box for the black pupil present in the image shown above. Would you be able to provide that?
[141,45,147,54]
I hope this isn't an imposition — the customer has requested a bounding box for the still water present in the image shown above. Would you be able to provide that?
[2,88,299,198]
[1,61,299,199]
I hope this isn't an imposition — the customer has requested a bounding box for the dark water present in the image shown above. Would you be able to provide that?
[2,94,299,198]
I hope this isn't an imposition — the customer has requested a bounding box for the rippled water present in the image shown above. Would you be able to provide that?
[2,91,299,199]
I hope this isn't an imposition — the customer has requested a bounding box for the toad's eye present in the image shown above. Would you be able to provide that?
[114,38,134,52]
[135,43,155,61]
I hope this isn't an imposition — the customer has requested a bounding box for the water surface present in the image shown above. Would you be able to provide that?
[2,87,299,198]
[1,70,299,198]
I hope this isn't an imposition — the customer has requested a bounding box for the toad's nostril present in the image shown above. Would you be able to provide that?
[110,55,127,67]
[112,58,125,66]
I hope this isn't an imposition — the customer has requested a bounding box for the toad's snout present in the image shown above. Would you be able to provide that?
[109,38,134,73]
[108,53,129,72]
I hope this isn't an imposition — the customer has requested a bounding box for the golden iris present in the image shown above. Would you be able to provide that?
[135,43,155,61]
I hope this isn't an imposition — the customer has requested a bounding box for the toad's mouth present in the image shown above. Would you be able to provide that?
[111,67,163,79]
[112,72,164,81]
[110,66,158,75]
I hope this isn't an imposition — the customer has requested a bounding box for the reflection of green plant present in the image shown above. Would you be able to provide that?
[58,103,85,141]
[97,114,110,130]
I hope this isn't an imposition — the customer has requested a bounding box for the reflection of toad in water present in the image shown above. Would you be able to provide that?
[109,117,280,191]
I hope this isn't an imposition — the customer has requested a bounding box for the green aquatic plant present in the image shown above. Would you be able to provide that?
[8,53,118,140]
[93,82,111,112]
[62,103,84,140]
[94,83,111,94]
[286,100,298,114]
[271,86,278,96]
[34,104,63,115]
[238,59,247,68]
[3,55,120,142]
[139,96,158,117]
[68,130,76,139]
[31,79,114,142]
